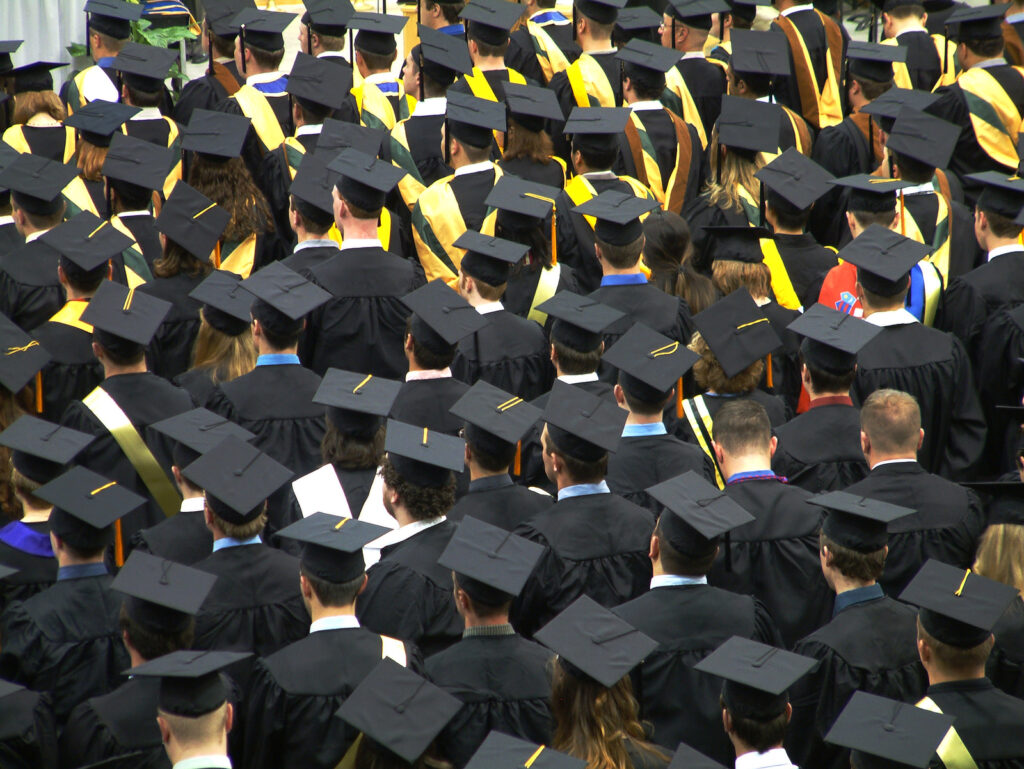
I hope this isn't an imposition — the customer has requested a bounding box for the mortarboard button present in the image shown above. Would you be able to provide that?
[0,316,51,394]
[438,514,545,602]
[111,550,217,632]
[276,512,388,583]
[188,270,255,336]
[64,100,140,148]
[885,108,960,171]
[39,466,145,550]
[242,262,332,321]
[449,379,544,451]
[327,147,406,211]
[603,322,700,401]
[786,303,882,375]
[286,52,348,111]
[155,182,231,262]
[755,149,834,212]
[81,280,173,347]
[543,379,627,461]
[465,732,585,769]
[40,211,134,271]
[835,224,930,297]
[102,133,176,192]
[0,415,94,485]
[716,95,781,155]
[126,649,251,717]
[537,291,625,352]
[402,279,488,353]
[647,470,754,555]
[809,489,915,553]
[691,291,782,379]
[181,108,252,161]
[455,231,529,285]
[385,419,466,488]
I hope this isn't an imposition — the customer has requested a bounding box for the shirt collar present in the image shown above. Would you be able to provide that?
[988,244,1024,261]
[117,210,151,218]
[630,100,664,111]
[809,395,854,409]
[173,757,233,769]
[581,169,618,180]
[833,583,884,616]
[0,215,13,226]
[365,71,398,85]
[25,230,49,244]
[454,160,495,177]
[132,106,164,121]
[780,3,813,14]
[895,25,928,36]
[247,70,286,85]
[439,22,466,34]
[651,574,707,589]
[900,181,935,196]
[256,353,301,366]
[405,368,453,381]
[469,474,514,493]
[294,238,339,252]
[212,535,262,552]
[57,562,108,581]
[557,480,611,501]
[622,422,667,437]
[735,748,798,769]
[317,51,348,60]
[871,458,918,469]
[600,273,648,286]
[1008,11,1024,23]
[412,97,447,117]
[531,9,569,22]
[181,496,206,513]
[679,51,706,59]
[296,123,323,137]
[463,622,516,637]
[339,238,383,251]
[367,516,447,550]
[865,308,918,327]
[310,614,360,633]
[558,372,599,384]
[476,301,504,315]
[975,57,1008,69]
[726,470,782,485]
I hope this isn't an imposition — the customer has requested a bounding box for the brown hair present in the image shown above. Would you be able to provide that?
[210,507,267,539]
[12,91,65,124]
[974,523,1024,597]
[10,465,46,513]
[119,603,195,661]
[248,45,285,70]
[851,75,892,102]
[712,260,771,300]
[704,128,764,215]
[689,331,765,395]
[981,209,1024,239]
[819,530,886,582]
[712,399,771,456]
[885,3,924,18]
[469,277,507,302]
[655,520,717,575]
[187,156,274,242]
[962,37,1004,58]
[721,695,790,752]
[76,139,108,182]
[552,338,602,375]
[0,388,31,522]
[917,616,994,673]
[859,389,920,456]
[190,311,257,385]
[380,455,455,521]
[503,118,556,163]
[322,421,385,470]
[595,235,644,270]
[642,210,716,314]
[153,240,214,280]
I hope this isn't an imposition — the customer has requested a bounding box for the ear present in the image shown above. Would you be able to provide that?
[917,428,924,451]
[649,533,659,562]
[157,715,171,745]
[356,573,368,597]
[768,434,778,458]
[860,429,870,457]
[613,383,627,407]
[464,442,472,465]
[91,341,104,362]
[711,439,725,466]
[225,702,234,734]
[404,332,414,353]
[722,708,732,735]
[299,573,312,600]
[171,465,185,489]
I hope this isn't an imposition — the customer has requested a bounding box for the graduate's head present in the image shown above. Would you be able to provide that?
[452,571,515,619]
[653,515,720,577]
[233,9,290,75]
[87,279,172,369]
[423,0,466,25]
[814,489,910,588]
[859,388,922,461]
[711,399,773,462]
[380,453,457,522]
[405,315,457,370]
[915,614,994,679]
[688,331,765,396]
[541,382,624,486]
[323,409,386,472]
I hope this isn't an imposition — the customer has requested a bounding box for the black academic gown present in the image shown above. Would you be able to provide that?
[448,475,553,531]
[774,233,838,310]
[614,584,781,764]
[924,678,1024,769]
[31,303,103,423]
[808,115,876,246]
[772,399,869,493]
[0,571,130,723]
[0,220,23,256]
[710,477,833,646]
[548,51,622,158]
[396,112,451,198]
[674,390,789,445]
[116,214,162,272]
[281,243,340,279]
[924,0,967,34]
[129,504,213,566]
[787,592,928,769]
[670,56,727,144]
[989,596,1024,700]
[843,462,986,596]
[173,367,219,407]
[606,431,716,511]
[0,686,57,769]
[0,239,64,332]
[903,190,982,281]
[452,308,554,402]
[389,377,470,435]
[356,520,463,658]
[893,29,946,91]
[258,132,321,246]
[976,305,1024,475]
[503,262,580,330]
[303,246,423,378]
[772,8,833,125]
[497,156,566,190]
[426,631,554,769]
[172,60,241,126]
[758,300,802,413]
[0,522,56,615]
[511,490,655,638]
[241,627,420,769]
[683,193,756,274]
[851,321,986,480]
[138,271,204,380]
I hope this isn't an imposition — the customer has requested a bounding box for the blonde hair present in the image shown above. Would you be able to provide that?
[704,127,764,215]
[12,91,66,124]
[974,523,1024,596]
[712,260,771,300]
[689,330,764,394]
[190,311,257,385]
[76,139,108,182]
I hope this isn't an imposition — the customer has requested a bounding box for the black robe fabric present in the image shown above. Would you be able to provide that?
[426,633,554,769]
[772,8,832,126]
[16,126,70,162]
[511,491,655,638]
[281,244,341,279]
[614,584,781,764]
[452,309,554,402]
[0,522,56,615]
[503,263,580,332]
[923,678,1024,768]
[60,373,194,541]
[257,135,319,247]
[173,366,219,407]
[0,573,130,723]
[843,462,986,597]
[389,377,471,435]
[0,239,64,332]
[787,595,928,769]
[924,0,968,34]
[771,233,837,310]
[892,29,946,91]
[759,300,802,414]
[808,117,875,246]
[447,475,553,531]
[395,113,451,195]
[506,23,580,84]
[674,390,789,445]
[710,478,833,646]
[0,221,23,257]
[31,306,103,423]
[683,193,755,274]
[0,686,57,769]
[356,520,463,658]
[303,247,424,378]
[497,156,566,190]
[172,60,241,125]
[976,305,1024,475]
[772,401,869,493]
[851,322,986,480]
[138,271,204,381]
[129,507,213,566]
[116,214,162,272]
[989,596,1024,700]
[903,191,982,281]
[670,57,727,144]
[59,677,167,769]
[337,466,378,518]
[240,627,420,769]
[606,432,716,511]
[548,51,622,159]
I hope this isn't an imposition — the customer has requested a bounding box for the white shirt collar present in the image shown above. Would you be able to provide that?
[476,301,504,315]
[117,210,151,218]
[339,238,383,251]
[0,215,15,226]
[131,106,164,121]
[871,458,917,469]
[310,615,360,633]
[988,244,1024,262]
[296,123,323,136]
[294,238,339,252]
[1008,11,1024,23]
[366,516,447,551]
[558,372,599,384]
[975,57,1008,69]
[895,25,928,36]
[866,308,919,327]
[454,160,495,177]
[25,230,49,244]
[630,100,664,111]
[173,758,232,769]
[180,496,205,513]
[318,51,349,61]
[247,70,286,85]
[780,4,813,15]
[406,368,453,381]
[900,181,935,196]
[679,51,706,60]
[582,169,618,180]
[365,71,398,86]
[651,574,707,589]
[412,97,447,117]
[735,748,798,769]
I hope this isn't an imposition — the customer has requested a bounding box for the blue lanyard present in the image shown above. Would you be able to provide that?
[726,470,785,485]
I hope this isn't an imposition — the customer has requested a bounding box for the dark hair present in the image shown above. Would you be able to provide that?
[721,695,790,752]
[623,64,665,100]
[503,118,556,163]
[209,31,235,58]
[290,194,333,235]
[889,150,934,183]
[59,254,107,293]
[850,208,897,229]
[248,44,285,70]
[405,317,456,370]
[802,355,856,395]
[300,564,365,607]
[916,616,994,673]
[819,530,886,582]
[296,99,331,126]
[595,235,643,270]
[472,39,510,58]
[571,137,618,173]
[153,239,213,280]
[425,0,465,23]
[621,385,671,417]
[322,420,385,470]
[962,37,1004,58]
[110,178,153,211]
[859,282,909,310]
[885,3,924,18]
[980,208,1024,239]
[357,49,397,72]
[466,437,515,472]
[453,573,513,617]
[850,75,892,102]
[93,330,145,366]
[380,455,456,521]
[545,427,608,484]
[766,200,810,231]
[354,735,453,769]
[125,84,162,108]
[15,201,65,231]
[119,603,195,661]
[642,209,715,313]
[712,399,771,455]
[655,520,717,575]
[552,338,601,376]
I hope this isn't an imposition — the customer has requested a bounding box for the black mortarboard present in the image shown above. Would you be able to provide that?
[665,0,730,28]
[604,323,699,402]
[303,0,355,37]
[755,147,834,212]
[102,133,175,192]
[504,82,565,132]
[0,41,23,75]
[8,62,67,94]
[564,106,631,155]
[960,481,1024,526]
[349,12,405,55]
[289,153,338,227]
[111,42,177,92]
[836,224,929,297]
[112,551,217,633]
[314,368,402,439]
[535,595,658,687]
[150,406,255,468]
[336,659,462,764]
[0,315,50,394]
[385,419,466,488]
[825,691,953,769]
[900,559,1018,648]
[40,466,145,550]
[539,291,624,352]
[417,26,473,86]
[616,38,680,76]
[0,154,77,216]
[64,100,140,148]
[465,733,585,769]
[450,380,543,458]
[460,0,523,45]
[286,53,348,111]
[860,87,940,133]
[692,290,781,379]
[155,182,231,261]
[0,415,94,485]
[487,175,559,234]
[810,489,915,552]
[667,743,729,769]
[694,636,817,720]
[233,8,296,51]
[402,279,488,354]
[886,108,959,170]
[846,41,904,83]
[968,170,1024,219]
[543,379,626,461]
[243,262,331,338]
[446,90,506,149]
[182,436,293,524]
[189,270,254,336]
[314,119,388,159]
[276,512,388,582]
[82,280,172,347]
[182,109,252,161]
[575,0,628,25]
[439,514,545,603]
[717,96,780,155]
[456,231,529,285]
[648,470,754,555]
[572,188,659,246]
[615,6,662,33]
[730,29,791,76]
[40,212,133,271]
[327,147,406,211]
[206,0,256,38]
[127,650,251,717]
[85,0,143,39]
[705,225,772,264]
[788,303,882,375]
[946,2,1008,40]
[830,174,910,216]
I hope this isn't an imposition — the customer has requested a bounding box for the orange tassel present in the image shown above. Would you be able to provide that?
[34,372,43,414]
[213,242,221,269]
[899,193,905,237]
[513,441,522,476]
[676,377,684,419]
[550,215,557,266]
[114,520,125,567]
[765,354,773,389]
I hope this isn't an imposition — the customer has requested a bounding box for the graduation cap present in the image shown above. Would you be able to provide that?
[456,231,529,285]
[563,106,631,155]
[302,0,355,39]
[885,108,960,171]
[417,26,473,89]
[182,435,294,524]
[336,659,463,764]
[82,279,173,347]
[504,82,565,132]
[900,559,1018,648]
[0,415,94,486]
[243,262,331,338]
[465,732,585,769]
[755,148,834,213]
[825,691,953,769]
[438,514,545,603]
[604,322,699,403]
[0,154,78,216]
[155,182,230,261]
[233,7,296,52]
[665,0,730,28]
[692,290,781,379]
[112,550,217,633]
[730,29,791,76]
[667,743,729,769]
[961,480,1024,526]
[102,132,176,192]
[276,512,388,582]
[836,224,930,297]
[460,0,523,45]
[572,189,659,247]
[111,41,177,92]
[859,87,940,133]
[967,171,1024,219]
[693,636,817,720]
[327,147,406,211]
[85,0,143,39]
[575,0,628,25]
[0,315,50,394]
[150,406,256,468]
[39,466,145,550]
[189,270,255,337]
[539,291,624,352]
[704,226,772,264]
[450,379,543,459]
[315,119,388,159]
[543,379,627,461]
[349,12,405,55]
[830,173,910,215]
[845,41,904,83]
[446,90,506,149]
[289,153,339,226]
[127,650,251,717]
[809,489,915,552]
[647,470,754,555]
[717,96,780,155]
[8,62,68,94]
[402,279,488,355]
[286,53,348,112]
[615,6,663,36]
[385,419,466,488]
[487,175,560,233]
[945,3,1009,40]
[314,368,402,438]
[617,38,680,85]
[64,100,140,148]
[206,0,256,38]
[0,40,23,75]
[40,212,133,271]
[534,594,658,687]
[182,108,252,161]
[787,303,882,375]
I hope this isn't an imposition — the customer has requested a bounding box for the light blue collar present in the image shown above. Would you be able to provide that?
[256,354,300,367]
[557,481,610,501]
[213,535,262,552]
[1008,11,1024,23]
[622,423,667,437]
[96,57,115,68]
[57,562,108,581]
[651,574,707,589]
[976,57,1008,69]
[294,239,339,252]
[439,23,465,34]
[600,273,648,286]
